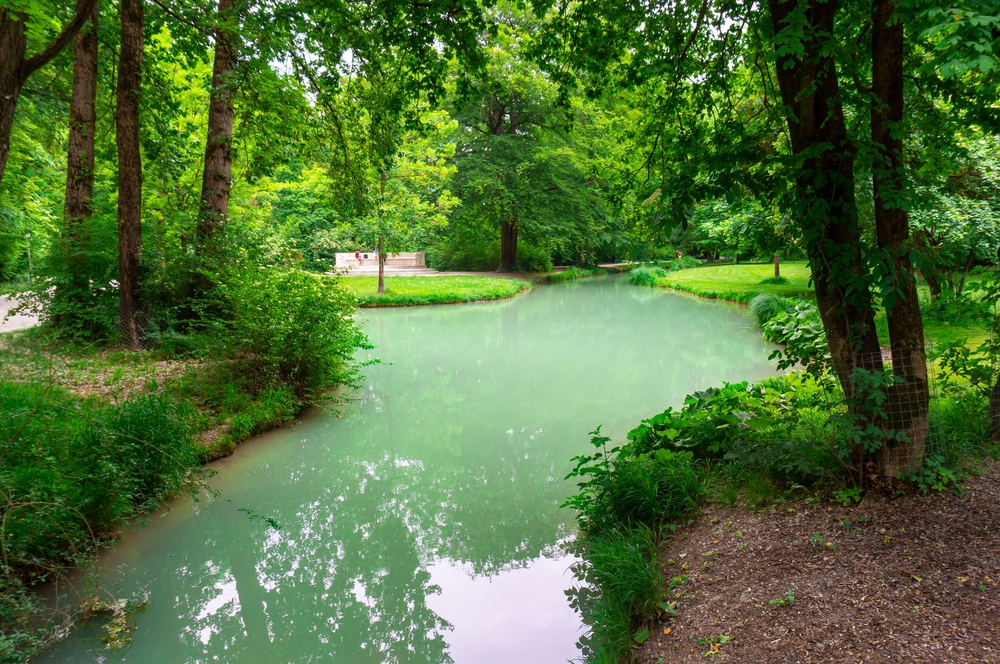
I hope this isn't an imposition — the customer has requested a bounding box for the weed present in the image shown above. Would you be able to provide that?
[833,487,863,506]
[769,590,796,607]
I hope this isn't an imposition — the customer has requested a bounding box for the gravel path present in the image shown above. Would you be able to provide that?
[636,467,1000,663]
[0,296,36,333]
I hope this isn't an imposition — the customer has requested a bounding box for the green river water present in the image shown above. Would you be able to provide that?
[40,275,777,663]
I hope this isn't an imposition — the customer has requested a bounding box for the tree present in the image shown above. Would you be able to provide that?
[116,0,144,349]
[61,0,98,301]
[0,0,97,187]
[871,0,929,473]
[198,0,238,250]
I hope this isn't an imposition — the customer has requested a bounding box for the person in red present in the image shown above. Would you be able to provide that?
[355,250,361,264]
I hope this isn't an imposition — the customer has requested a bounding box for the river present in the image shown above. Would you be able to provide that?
[39,275,777,663]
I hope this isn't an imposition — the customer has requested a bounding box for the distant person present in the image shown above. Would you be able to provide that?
[676,251,682,260]
[355,250,360,263]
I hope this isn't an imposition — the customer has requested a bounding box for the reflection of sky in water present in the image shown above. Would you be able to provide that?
[40,276,777,663]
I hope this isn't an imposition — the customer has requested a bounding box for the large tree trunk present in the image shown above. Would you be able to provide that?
[197,0,237,249]
[0,2,97,187]
[62,0,98,289]
[499,212,518,272]
[116,0,143,349]
[0,13,27,185]
[871,0,929,476]
[768,0,884,402]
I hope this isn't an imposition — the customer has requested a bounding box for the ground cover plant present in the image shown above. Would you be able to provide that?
[343,275,530,307]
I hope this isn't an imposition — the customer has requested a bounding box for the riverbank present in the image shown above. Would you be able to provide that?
[644,262,989,349]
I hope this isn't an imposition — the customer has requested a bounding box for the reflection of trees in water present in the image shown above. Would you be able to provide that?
[162,277,777,660]
[175,471,453,663]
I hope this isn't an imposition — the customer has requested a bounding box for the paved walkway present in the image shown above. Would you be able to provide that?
[0,295,37,333]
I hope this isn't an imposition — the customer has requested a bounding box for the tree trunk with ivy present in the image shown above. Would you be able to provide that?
[871,0,929,475]
[768,0,884,383]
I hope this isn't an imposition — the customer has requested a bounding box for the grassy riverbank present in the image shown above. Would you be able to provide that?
[344,275,530,306]
[0,269,367,658]
[645,262,988,350]
[654,261,813,301]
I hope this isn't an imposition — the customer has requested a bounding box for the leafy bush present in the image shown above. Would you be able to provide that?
[628,266,667,286]
[762,300,830,374]
[515,242,553,273]
[748,292,792,327]
[564,428,699,533]
[665,255,701,271]
[214,268,366,401]
[759,275,790,285]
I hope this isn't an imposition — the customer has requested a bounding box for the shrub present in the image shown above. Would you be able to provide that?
[628,266,667,287]
[214,268,366,402]
[762,300,830,374]
[515,242,553,273]
[759,275,790,285]
[666,255,701,271]
[564,429,699,533]
[748,293,792,327]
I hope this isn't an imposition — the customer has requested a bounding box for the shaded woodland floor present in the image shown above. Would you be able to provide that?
[636,466,1000,663]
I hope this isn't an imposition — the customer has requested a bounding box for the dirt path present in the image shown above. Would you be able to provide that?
[637,468,1000,663]
[0,296,36,333]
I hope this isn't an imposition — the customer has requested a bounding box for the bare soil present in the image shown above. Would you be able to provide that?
[637,466,1000,663]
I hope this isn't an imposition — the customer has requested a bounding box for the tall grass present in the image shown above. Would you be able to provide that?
[0,381,199,658]
[576,525,664,663]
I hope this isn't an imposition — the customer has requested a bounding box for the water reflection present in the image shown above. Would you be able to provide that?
[40,276,776,663]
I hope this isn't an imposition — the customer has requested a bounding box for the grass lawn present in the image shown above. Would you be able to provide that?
[655,261,989,350]
[343,275,531,307]
[657,261,814,301]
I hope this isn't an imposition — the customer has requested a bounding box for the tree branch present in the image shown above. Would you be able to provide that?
[21,0,99,80]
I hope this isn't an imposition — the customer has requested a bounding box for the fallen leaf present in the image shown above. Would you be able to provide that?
[664,627,672,635]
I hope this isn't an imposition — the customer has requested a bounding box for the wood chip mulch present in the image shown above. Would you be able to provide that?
[635,466,1000,663]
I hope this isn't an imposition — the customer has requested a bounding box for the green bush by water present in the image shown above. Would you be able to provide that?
[628,267,667,286]
[215,268,366,401]
[748,293,792,327]
[572,525,664,663]
[0,381,199,659]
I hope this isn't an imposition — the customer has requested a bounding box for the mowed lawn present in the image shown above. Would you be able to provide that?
[658,261,814,300]
[342,275,531,307]
[656,261,988,351]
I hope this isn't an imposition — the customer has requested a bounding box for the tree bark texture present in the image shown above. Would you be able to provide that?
[377,233,385,293]
[197,0,237,248]
[500,213,518,272]
[774,253,780,279]
[64,0,98,231]
[0,1,97,187]
[871,0,929,475]
[116,0,143,349]
[768,0,884,399]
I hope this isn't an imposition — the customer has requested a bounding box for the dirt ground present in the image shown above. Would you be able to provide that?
[636,466,1000,663]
